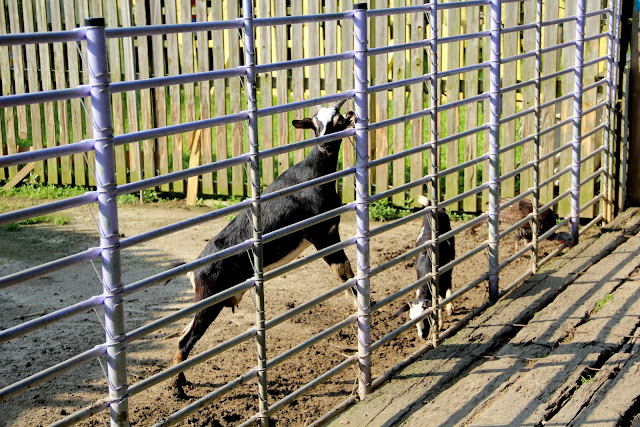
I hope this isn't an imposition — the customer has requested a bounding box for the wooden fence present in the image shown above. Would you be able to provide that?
[0,0,609,216]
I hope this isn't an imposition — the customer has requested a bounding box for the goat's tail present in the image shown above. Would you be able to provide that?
[163,261,187,286]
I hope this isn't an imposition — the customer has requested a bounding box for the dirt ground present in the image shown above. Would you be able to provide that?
[0,200,577,426]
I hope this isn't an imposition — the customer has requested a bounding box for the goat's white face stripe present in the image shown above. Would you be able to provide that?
[315,107,337,136]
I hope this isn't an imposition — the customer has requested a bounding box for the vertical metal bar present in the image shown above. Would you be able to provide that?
[488,0,501,302]
[572,0,586,244]
[85,18,129,427]
[614,0,625,213]
[242,1,268,425]
[428,0,441,347]
[353,2,371,401]
[604,0,616,222]
[532,0,542,273]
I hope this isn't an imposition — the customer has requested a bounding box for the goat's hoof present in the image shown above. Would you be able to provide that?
[172,373,190,398]
[445,304,454,316]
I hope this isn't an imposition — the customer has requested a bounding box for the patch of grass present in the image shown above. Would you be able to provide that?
[579,374,594,385]
[117,190,167,204]
[446,210,476,221]
[0,184,88,200]
[369,199,413,222]
[592,294,613,314]
[3,213,70,231]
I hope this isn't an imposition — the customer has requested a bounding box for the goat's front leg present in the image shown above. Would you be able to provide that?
[307,223,356,302]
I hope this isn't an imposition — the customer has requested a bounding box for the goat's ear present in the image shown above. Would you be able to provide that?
[292,118,315,130]
[391,303,410,319]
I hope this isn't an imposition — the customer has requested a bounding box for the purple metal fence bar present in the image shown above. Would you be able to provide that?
[604,1,616,221]
[429,0,440,347]
[488,0,501,302]
[572,0,586,243]
[353,2,371,400]
[240,4,269,422]
[85,18,129,426]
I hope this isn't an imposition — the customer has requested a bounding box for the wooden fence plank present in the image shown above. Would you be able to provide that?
[307,0,321,118]
[50,0,73,184]
[341,0,355,203]
[227,1,245,196]
[392,1,406,206]
[195,0,213,195]
[105,0,128,186]
[7,0,27,140]
[540,0,559,205]
[150,2,170,192]
[409,1,424,207]
[82,0,96,187]
[291,1,305,166]
[463,4,480,212]
[212,5,229,195]
[134,0,156,183]
[165,0,183,193]
[33,0,57,184]
[258,0,275,185]
[501,0,518,198]
[519,0,536,197]
[374,11,390,198]
[22,0,44,180]
[445,2,461,208]
[120,0,141,186]
[0,0,17,179]
[275,0,290,180]
[580,0,602,218]
[480,3,490,207]
[559,0,577,217]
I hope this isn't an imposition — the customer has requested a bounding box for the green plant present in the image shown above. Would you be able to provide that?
[2,213,69,231]
[369,199,413,222]
[446,210,476,221]
[579,375,594,385]
[593,294,613,314]
[3,223,21,232]
[0,184,87,200]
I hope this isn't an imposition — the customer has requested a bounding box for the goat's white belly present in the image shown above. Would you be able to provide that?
[264,239,311,273]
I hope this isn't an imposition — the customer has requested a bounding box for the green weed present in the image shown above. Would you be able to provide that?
[369,199,413,222]
[0,184,87,199]
[3,213,70,231]
[593,294,613,314]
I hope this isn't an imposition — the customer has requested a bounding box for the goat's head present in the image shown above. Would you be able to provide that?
[392,298,433,340]
[292,99,355,153]
[552,231,574,247]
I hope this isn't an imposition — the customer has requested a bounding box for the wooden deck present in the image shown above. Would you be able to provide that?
[328,208,640,427]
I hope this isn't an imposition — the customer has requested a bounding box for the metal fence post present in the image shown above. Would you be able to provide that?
[85,17,129,427]
[242,1,268,424]
[604,0,617,222]
[353,2,371,400]
[428,0,441,346]
[488,0,502,302]
[532,0,542,273]
[572,0,586,244]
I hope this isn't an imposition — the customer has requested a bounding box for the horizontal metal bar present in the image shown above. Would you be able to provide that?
[367,5,428,16]
[369,40,431,57]
[254,12,353,28]
[582,77,609,93]
[0,85,90,109]
[582,144,606,163]
[264,238,356,281]
[580,167,605,187]
[369,175,433,203]
[257,91,354,118]
[502,22,537,34]
[439,239,490,276]
[260,129,355,160]
[538,141,572,165]
[369,141,435,170]
[439,31,490,46]
[129,329,256,398]
[369,206,434,238]
[585,7,612,18]
[125,278,255,344]
[439,183,490,211]
[117,155,251,198]
[119,200,252,250]
[583,55,611,69]
[110,67,247,93]
[541,40,576,55]
[0,139,94,169]
[122,240,255,296]
[267,316,356,368]
[256,52,355,75]
[261,169,355,205]
[154,369,258,427]
[500,161,534,183]
[438,61,491,80]
[582,100,608,117]
[539,164,571,190]
[441,153,490,180]
[370,239,433,277]
[581,123,607,141]
[105,19,243,38]
[266,355,356,416]
[0,295,103,344]
[369,107,431,132]
[0,344,106,402]
[113,111,249,146]
[369,72,432,93]
[262,203,355,244]
[50,400,110,427]
[0,28,86,46]
[439,92,490,113]
[0,246,101,291]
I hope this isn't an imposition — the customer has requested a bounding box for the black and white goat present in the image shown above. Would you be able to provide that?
[394,209,455,339]
[172,101,355,397]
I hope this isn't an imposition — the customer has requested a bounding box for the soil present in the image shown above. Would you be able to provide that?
[0,200,576,426]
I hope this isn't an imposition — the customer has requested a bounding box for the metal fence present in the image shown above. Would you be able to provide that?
[0,0,622,425]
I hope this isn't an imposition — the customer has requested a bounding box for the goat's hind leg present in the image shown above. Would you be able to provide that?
[172,303,224,398]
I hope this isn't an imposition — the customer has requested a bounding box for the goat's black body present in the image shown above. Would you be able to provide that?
[415,210,455,301]
[173,105,354,397]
